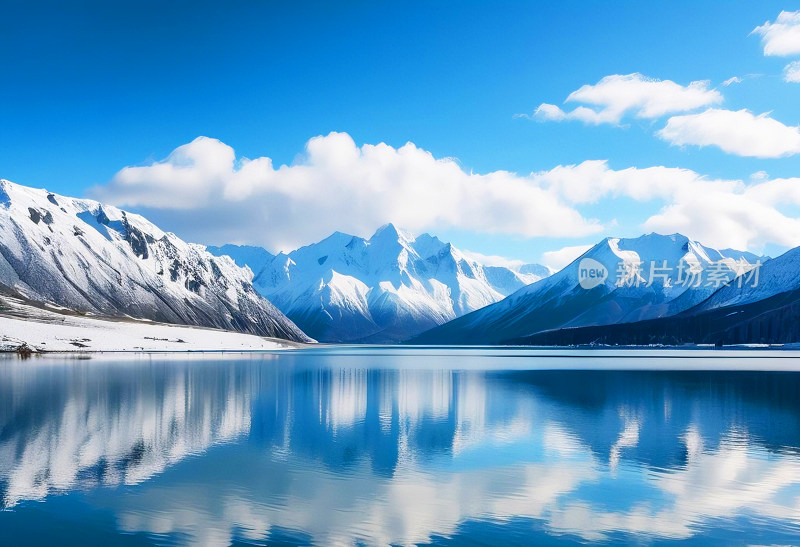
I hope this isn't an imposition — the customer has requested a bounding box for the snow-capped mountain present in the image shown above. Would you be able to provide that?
[412,233,762,345]
[0,179,310,342]
[208,224,550,343]
[515,243,800,346]
[205,244,274,274]
[694,244,798,311]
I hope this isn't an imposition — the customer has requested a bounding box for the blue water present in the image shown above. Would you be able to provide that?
[1,348,800,546]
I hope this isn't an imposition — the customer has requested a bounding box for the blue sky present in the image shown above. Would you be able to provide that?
[2,1,800,267]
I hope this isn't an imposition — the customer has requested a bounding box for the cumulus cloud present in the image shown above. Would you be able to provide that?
[529,74,722,125]
[657,108,800,158]
[459,250,526,270]
[643,192,800,252]
[640,175,800,250]
[93,134,800,253]
[537,160,707,204]
[92,133,602,251]
[753,11,800,83]
[785,60,800,82]
[537,160,800,250]
[753,10,800,57]
[541,244,593,271]
[721,76,743,86]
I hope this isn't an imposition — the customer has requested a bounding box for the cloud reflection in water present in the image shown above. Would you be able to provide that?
[0,355,799,546]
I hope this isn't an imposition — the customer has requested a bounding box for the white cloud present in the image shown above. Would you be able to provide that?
[530,73,722,125]
[722,76,742,86]
[537,160,706,204]
[94,134,800,255]
[753,11,800,83]
[92,133,602,251]
[459,250,526,269]
[657,108,800,158]
[642,174,800,250]
[785,60,800,82]
[541,244,593,271]
[531,103,567,122]
[644,194,800,252]
[537,160,800,250]
[753,10,800,56]
[533,104,615,125]
[105,137,237,209]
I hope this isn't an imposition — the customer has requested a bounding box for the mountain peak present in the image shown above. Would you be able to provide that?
[318,230,359,247]
[412,232,766,346]
[370,223,414,244]
[588,232,706,259]
[640,232,690,243]
[599,232,691,248]
[242,226,550,342]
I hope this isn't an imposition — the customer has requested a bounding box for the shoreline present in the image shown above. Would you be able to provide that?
[0,296,311,353]
[8,343,800,356]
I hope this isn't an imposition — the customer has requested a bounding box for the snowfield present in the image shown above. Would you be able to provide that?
[0,297,305,352]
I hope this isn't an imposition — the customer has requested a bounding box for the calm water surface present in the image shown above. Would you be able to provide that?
[1,348,800,546]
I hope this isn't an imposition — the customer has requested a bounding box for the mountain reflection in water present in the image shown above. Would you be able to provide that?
[1,351,799,546]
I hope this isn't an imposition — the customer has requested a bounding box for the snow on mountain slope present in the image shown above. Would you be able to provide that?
[205,244,274,274]
[0,179,310,342]
[411,233,762,345]
[695,245,798,310]
[209,224,549,343]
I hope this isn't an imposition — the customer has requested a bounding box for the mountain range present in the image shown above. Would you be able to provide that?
[4,178,800,348]
[0,179,309,342]
[410,233,765,345]
[515,244,800,346]
[208,224,550,342]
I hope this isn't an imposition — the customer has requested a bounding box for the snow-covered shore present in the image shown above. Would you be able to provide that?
[0,297,306,353]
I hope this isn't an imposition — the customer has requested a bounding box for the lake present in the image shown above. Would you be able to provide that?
[1,348,800,546]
